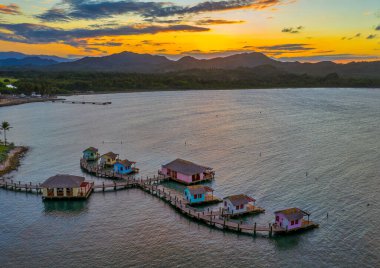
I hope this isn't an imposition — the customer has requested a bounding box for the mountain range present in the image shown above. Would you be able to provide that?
[1,51,379,78]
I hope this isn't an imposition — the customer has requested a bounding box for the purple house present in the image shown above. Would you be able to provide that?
[160,158,215,184]
[274,208,310,231]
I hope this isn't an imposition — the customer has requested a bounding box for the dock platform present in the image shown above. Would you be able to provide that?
[51,100,111,105]
[80,158,139,179]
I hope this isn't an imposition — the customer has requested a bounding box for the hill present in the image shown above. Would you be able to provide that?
[1,51,379,79]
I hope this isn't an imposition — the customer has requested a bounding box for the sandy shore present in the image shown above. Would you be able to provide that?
[0,146,28,176]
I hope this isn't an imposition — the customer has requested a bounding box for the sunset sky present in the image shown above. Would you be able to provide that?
[0,0,379,62]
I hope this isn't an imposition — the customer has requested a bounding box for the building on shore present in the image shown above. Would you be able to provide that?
[223,194,256,215]
[82,147,99,161]
[99,152,119,167]
[274,208,311,231]
[160,158,215,184]
[40,174,94,200]
[114,159,137,175]
[184,185,216,205]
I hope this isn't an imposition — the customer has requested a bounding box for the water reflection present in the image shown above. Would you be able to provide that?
[43,199,88,215]
[272,235,301,250]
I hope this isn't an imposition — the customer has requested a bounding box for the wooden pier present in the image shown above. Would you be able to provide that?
[135,181,318,236]
[51,100,111,105]
[0,178,43,194]
[0,175,318,237]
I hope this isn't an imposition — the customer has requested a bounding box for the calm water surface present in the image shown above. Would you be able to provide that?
[0,88,379,267]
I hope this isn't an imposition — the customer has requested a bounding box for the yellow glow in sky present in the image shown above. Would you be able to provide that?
[0,0,379,62]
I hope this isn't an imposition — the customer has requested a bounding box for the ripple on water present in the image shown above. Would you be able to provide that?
[0,88,379,267]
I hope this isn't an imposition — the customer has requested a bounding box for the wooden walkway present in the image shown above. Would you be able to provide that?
[0,175,318,236]
[0,178,43,194]
[135,181,317,235]
[51,100,111,105]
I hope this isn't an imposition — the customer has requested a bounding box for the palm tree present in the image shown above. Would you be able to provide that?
[1,121,11,145]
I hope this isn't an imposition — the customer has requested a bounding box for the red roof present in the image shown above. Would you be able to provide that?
[80,182,89,187]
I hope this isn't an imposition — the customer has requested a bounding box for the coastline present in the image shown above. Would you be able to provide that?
[1,87,379,107]
[0,97,61,108]
[0,146,28,177]
[58,86,380,97]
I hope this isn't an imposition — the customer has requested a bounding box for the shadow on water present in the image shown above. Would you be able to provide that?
[272,235,302,250]
[43,199,89,215]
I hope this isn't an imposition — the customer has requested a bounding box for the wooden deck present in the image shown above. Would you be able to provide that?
[80,158,139,180]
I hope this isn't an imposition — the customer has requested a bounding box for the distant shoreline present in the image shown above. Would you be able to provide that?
[60,86,380,97]
[0,97,59,107]
[1,87,379,108]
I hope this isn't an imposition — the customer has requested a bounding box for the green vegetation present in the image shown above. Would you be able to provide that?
[0,144,13,163]
[0,77,18,94]
[0,68,379,95]
[1,121,11,145]
[0,77,17,85]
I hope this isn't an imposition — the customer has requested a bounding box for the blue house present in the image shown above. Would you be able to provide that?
[82,147,99,161]
[113,159,136,175]
[184,185,214,204]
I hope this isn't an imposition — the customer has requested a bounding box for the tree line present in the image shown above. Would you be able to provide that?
[1,67,379,95]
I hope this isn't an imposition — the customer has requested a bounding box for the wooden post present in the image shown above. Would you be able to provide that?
[114,181,116,191]
[254,222,257,236]
[270,224,273,237]
[102,182,105,192]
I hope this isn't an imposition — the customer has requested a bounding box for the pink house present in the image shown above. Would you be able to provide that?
[274,208,310,231]
[160,158,215,185]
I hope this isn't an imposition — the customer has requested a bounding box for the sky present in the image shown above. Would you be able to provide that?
[0,0,379,62]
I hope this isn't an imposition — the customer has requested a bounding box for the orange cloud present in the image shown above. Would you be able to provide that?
[0,3,21,15]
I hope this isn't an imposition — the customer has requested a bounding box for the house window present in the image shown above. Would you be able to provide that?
[236,205,239,210]
[276,216,279,221]
[57,188,64,196]
[198,194,202,198]
[295,219,299,224]
[240,204,244,209]
[291,220,294,225]
[194,194,197,199]
[66,188,73,197]
[224,201,227,206]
